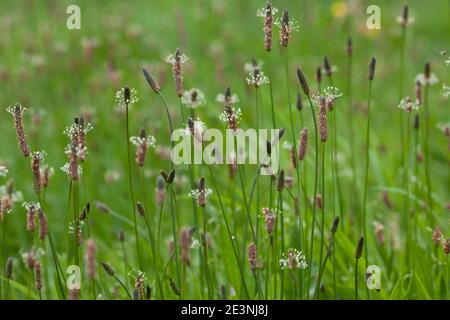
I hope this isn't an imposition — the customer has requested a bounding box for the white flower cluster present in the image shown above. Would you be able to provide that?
[115,87,139,108]
[165,53,189,65]
[22,202,41,211]
[256,5,278,18]
[60,163,83,177]
[63,122,93,138]
[398,97,421,112]
[130,135,156,148]
[246,71,270,87]
[219,107,242,123]
[6,104,28,115]
[0,166,8,177]
[188,188,213,199]
[415,73,439,86]
[312,86,343,110]
[275,17,300,32]
[181,88,206,108]
[216,93,239,105]
[279,248,308,270]
[68,220,84,234]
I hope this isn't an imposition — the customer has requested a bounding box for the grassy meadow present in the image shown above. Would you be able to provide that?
[0,0,449,300]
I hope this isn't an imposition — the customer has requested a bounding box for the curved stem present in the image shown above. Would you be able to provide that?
[125,103,141,270]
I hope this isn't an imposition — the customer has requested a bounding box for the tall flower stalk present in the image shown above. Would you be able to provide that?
[116,87,142,269]
[297,68,319,299]
[363,58,376,272]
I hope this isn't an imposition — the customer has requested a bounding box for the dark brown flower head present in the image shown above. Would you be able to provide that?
[7,103,31,157]
[101,261,115,276]
[169,278,181,296]
[323,56,332,77]
[136,201,146,217]
[38,208,48,241]
[413,114,420,130]
[31,151,45,194]
[296,68,310,96]
[331,217,339,234]
[298,127,308,161]
[355,236,364,259]
[424,62,431,80]
[276,169,285,192]
[368,57,376,81]
[142,67,161,93]
[5,257,13,279]
[296,93,303,111]
[316,66,322,85]
[290,146,297,169]
[124,87,131,104]
[415,81,422,105]
[280,9,291,47]
[347,37,352,56]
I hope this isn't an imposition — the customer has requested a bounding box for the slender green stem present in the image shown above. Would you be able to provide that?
[423,84,433,223]
[355,259,359,300]
[362,81,373,270]
[201,206,213,299]
[238,166,256,242]
[318,142,326,293]
[347,47,357,230]
[125,103,141,270]
[73,180,79,266]
[207,165,249,298]
[306,95,319,299]
[279,190,285,299]
[113,275,133,300]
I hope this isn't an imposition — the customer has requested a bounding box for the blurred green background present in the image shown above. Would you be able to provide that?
[0,0,448,299]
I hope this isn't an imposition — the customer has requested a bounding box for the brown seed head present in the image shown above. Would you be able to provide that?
[38,208,48,241]
[5,257,13,279]
[276,169,285,192]
[368,57,376,81]
[323,56,332,76]
[169,278,181,296]
[331,217,339,234]
[296,93,303,111]
[280,9,290,47]
[136,201,146,217]
[355,236,364,259]
[424,62,431,80]
[142,67,161,93]
[296,68,310,96]
[10,103,31,157]
[101,261,115,276]
[347,37,352,56]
